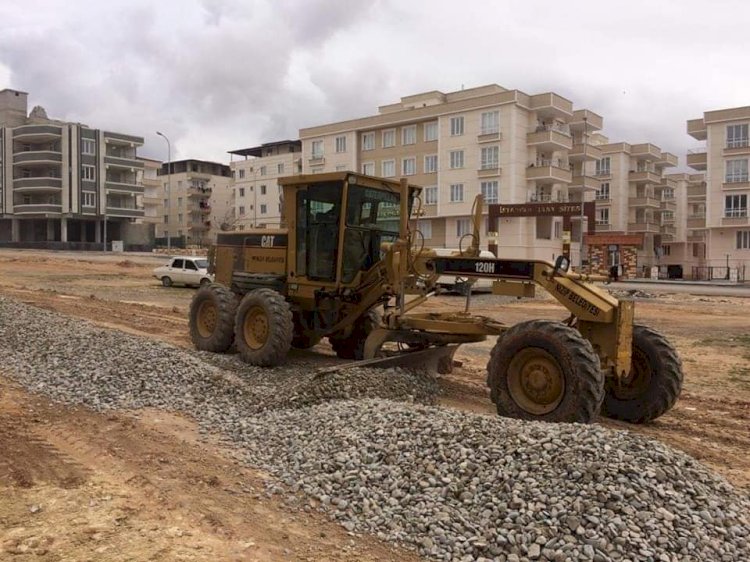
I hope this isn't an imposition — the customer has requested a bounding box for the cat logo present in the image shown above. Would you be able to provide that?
[261,235,275,248]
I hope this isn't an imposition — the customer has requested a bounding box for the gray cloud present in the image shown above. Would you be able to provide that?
[0,0,747,167]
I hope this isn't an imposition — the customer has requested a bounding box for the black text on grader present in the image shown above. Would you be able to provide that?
[189,172,682,424]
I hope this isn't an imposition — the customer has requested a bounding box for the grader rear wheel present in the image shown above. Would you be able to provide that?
[189,284,237,352]
[235,288,293,366]
[487,320,604,423]
[601,325,683,423]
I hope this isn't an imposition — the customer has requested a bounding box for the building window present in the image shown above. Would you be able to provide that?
[449,150,464,169]
[81,165,95,181]
[402,157,416,176]
[727,124,749,149]
[424,186,438,205]
[595,157,611,176]
[260,165,267,176]
[450,183,464,202]
[82,192,95,207]
[311,140,324,159]
[335,135,347,153]
[382,159,395,177]
[596,182,610,200]
[163,198,168,206]
[480,181,498,204]
[737,230,750,249]
[725,159,749,183]
[239,206,246,215]
[450,116,464,136]
[81,139,95,155]
[178,213,183,222]
[362,132,375,150]
[596,208,610,225]
[662,210,675,221]
[382,129,396,148]
[163,215,168,223]
[553,221,562,239]
[456,218,471,237]
[725,194,748,217]
[417,220,432,239]
[402,125,416,145]
[239,169,245,179]
[662,245,671,257]
[480,111,500,135]
[178,196,183,207]
[480,146,499,170]
[277,162,284,174]
[259,185,266,195]
[424,154,438,173]
[362,162,375,175]
[260,204,267,214]
[424,121,438,142]
[662,187,674,200]
[239,187,245,197]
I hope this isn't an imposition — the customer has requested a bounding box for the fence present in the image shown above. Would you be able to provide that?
[691,266,746,282]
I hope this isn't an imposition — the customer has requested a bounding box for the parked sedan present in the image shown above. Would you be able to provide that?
[153,256,213,288]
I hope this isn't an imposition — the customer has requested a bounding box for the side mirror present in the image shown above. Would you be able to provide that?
[553,255,570,275]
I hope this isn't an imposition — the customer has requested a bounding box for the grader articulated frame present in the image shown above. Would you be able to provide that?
[190,172,682,424]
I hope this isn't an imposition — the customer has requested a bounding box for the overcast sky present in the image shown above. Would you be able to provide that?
[1,0,747,167]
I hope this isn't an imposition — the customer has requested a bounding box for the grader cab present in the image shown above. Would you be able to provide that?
[190,172,682,424]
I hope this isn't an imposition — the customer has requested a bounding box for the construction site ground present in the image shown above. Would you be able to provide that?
[1,248,748,561]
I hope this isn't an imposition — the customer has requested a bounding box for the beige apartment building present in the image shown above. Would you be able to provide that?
[584,138,682,277]
[0,88,146,247]
[228,140,302,229]
[299,84,604,264]
[137,157,161,225]
[155,159,232,247]
[688,106,750,279]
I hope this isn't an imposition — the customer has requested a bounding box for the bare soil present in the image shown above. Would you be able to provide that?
[1,249,748,559]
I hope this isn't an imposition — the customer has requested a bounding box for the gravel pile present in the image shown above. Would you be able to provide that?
[1,295,748,561]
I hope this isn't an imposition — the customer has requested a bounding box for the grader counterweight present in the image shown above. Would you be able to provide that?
[189,172,682,424]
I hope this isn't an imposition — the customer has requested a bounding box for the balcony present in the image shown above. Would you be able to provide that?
[661,224,676,236]
[629,170,661,184]
[656,177,677,190]
[308,155,325,166]
[12,125,62,141]
[104,131,144,146]
[656,152,679,168]
[569,174,599,192]
[687,148,707,171]
[105,180,144,194]
[106,206,144,218]
[104,155,144,169]
[687,118,707,140]
[687,184,707,199]
[660,199,676,211]
[723,179,750,190]
[569,143,602,161]
[13,151,63,165]
[631,143,662,160]
[14,203,62,215]
[722,216,749,226]
[477,130,502,143]
[199,205,211,215]
[477,166,501,178]
[142,196,161,206]
[687,215,706,229]
[528,193,568,203]
[723,139,750,156]
[527,126,572,151]
[688,231,706,243]
[188,187,212,198]
[13,177,62,192]
[529,93,573,119]
[526,160,572,184]
[628,221,660,233]
[628,196,660,208]
[569,109,603,132]
[594,223,613,231]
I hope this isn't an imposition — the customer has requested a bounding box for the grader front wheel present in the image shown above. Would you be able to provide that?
[189,284,237,352]
[487,320,604,423]
[235,289,293,366]
[601,325,683,423]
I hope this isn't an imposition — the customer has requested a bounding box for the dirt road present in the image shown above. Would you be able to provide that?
[1,249,749,558]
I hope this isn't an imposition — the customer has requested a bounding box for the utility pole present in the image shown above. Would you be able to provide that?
[156,131,172,252]
[579,115,588,270]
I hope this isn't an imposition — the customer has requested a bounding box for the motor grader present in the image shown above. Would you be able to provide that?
[189,172,682,424]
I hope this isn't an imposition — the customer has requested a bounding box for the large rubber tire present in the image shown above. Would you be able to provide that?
[234,288,293,367]
[487,320,604,423]
[189,283,237,352]
[329,309,381,360]
[601,325,683,423]
[291,312,321,349]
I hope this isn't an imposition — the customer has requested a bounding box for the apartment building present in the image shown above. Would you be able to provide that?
[0,88,145,246]
[228,140,302,229]
[156,159,232,246]
[688,106,750,279]
[137,157,162,225]
[584,138,680,277]
[299,84,603,263]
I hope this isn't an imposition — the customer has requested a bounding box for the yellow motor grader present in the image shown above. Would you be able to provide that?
[189,172,682,424]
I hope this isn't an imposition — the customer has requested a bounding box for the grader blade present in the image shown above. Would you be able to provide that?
[315,344,460,376]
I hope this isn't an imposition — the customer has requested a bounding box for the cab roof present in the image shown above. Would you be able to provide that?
[277,171,421,194]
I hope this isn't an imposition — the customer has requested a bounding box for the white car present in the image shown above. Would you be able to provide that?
[153,256,213,288]
[433,248,495,294]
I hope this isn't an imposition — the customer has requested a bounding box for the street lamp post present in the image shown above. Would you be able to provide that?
[579,115,588,270]
[156,131,172,253]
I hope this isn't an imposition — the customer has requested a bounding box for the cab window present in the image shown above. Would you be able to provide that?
[305,181,343,281]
